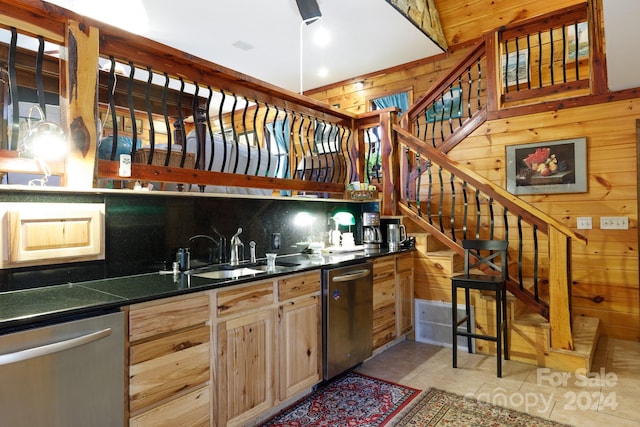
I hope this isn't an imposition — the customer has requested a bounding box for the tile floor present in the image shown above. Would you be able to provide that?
[356,336,640,427]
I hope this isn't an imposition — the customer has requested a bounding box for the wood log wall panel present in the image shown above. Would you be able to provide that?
[433,0,585,47]
[452,100,639,340]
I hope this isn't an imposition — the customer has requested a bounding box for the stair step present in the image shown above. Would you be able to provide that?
[422,249,463,275]
[548,316,600,372]
[512,311,549,328]
[413,232,449,253]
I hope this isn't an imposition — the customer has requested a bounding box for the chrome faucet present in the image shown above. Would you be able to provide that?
[188,234,219,265]
[210,227,227,263]
[249,241,256,264]
[230,227,244,266]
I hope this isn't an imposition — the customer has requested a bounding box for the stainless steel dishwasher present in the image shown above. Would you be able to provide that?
[322,261,373,380]
[0,311,125,427]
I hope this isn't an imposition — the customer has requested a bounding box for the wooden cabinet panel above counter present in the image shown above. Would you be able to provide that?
[0,202,105,268]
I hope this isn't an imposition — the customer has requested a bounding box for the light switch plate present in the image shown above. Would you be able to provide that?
[600,216,628,230]
[576,217,592,229]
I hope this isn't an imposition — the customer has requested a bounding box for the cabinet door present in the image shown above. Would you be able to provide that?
[217,308,276,426]
[396,269,414,336]
[279,295,321,399]
[372,258,396,349]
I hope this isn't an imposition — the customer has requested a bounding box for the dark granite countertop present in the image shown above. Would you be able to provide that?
[0,248,413,331]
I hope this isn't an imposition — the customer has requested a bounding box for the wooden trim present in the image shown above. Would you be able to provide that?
[488,86,640,121]
[379,110,398,215]
[588,0,608,95]
[548,227,574,350]
[498,4,587,40]
[636,119,640,336]
[502,79,591,103]
[97,159,346,194]
[364,86,414,113]
[484,31,500,114]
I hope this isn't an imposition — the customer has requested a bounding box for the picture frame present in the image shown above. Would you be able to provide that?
[502,49,529,87]
[425,86,462,123]
[124,117,144,134]
[506,137,587,195]
[100,112,123,131]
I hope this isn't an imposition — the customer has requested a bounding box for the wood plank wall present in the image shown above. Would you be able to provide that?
[308,0,639,341]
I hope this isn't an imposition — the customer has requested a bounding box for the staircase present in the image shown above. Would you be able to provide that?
[412,230,600,372]
[366,6,604,373]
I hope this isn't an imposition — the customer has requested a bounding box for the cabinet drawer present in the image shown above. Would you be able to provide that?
[278,271,320,301]
[130,325,210,365]
[129,334,210,413]
[129,385,210,427]
[129,294,209,342]
[216,280,274,316]
[372,257,395,280]
[0,202,105,268]
[396,253,414,272]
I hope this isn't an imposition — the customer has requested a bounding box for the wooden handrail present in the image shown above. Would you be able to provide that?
[394,125,587,246]
[403,40,487,126]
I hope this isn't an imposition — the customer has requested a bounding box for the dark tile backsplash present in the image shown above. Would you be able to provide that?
[0,190,377,290]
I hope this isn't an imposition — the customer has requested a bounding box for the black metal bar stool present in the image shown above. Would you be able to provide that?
[451,239,509,377]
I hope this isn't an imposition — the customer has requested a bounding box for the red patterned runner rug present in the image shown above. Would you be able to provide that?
[260,372,421,427]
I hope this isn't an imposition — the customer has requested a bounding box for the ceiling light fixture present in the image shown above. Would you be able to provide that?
[295,0,322,23]
[354,81,364,91]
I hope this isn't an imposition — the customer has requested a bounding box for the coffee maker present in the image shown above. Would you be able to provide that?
[362,212,383,250]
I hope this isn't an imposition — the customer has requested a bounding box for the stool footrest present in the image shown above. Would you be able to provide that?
[455,330,498,342]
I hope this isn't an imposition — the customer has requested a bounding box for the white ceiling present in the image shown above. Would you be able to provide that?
[42,1,640,95]
[602,0,640,91]
[44,0,444,93]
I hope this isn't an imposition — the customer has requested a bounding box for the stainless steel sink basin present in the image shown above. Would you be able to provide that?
[192,267,266,280]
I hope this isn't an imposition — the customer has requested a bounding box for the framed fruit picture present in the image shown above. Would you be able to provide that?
[506,137,587,195]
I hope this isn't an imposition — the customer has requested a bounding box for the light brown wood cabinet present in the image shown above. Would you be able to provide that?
[0,202,105,268]
[396,253,415,336]
[277,271,321,400]
[372,257,397,349]
[215,280,277,427]
[372,253,415,351]
[214,271,321,426]
[127,293,211,427]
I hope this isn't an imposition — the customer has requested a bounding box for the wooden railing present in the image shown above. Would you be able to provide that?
[0,1,366,195]
[401,41,487,153]
[393,125,586,350]
[498,4,590,105]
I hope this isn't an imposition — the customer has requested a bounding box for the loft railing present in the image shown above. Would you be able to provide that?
[0,1,362,195]
[498,4,590,105]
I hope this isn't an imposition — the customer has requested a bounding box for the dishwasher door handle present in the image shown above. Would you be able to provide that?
[332,269,371,282]
[0,327,112,366]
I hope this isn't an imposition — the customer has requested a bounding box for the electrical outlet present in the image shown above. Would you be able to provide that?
[271,232,281,250]
[576,217,592,230]
[600,216,629,230]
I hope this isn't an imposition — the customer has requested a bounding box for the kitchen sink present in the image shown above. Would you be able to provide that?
[192,267,266,280]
